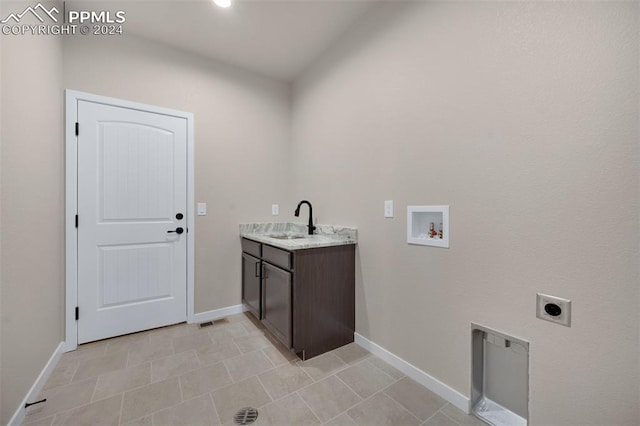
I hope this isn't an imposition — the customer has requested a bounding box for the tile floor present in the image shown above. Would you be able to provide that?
[23,313,485,426]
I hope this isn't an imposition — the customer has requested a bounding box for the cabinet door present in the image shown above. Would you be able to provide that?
[262,262,292,348]
[242,253,261,320]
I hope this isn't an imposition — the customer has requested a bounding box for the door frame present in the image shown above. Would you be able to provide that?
[65,89,195,351]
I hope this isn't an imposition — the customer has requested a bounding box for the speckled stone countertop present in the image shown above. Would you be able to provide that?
[239,222,357,251]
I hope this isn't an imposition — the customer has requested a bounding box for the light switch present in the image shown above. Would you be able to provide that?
[272,204,279,215]
[197,203,207,216]
[384,200,393,218]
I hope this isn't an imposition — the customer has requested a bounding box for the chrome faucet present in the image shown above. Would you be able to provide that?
[294,200,316,235]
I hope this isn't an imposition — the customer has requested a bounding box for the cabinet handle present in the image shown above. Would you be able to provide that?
[262,264,267,279]
[254,261,260,277]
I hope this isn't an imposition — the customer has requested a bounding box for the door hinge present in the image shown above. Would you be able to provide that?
[75,306,79,321]
[75,214,78,228]
[75,122,79,136]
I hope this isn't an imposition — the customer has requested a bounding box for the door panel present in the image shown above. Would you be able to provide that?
[100,122,174,222]
[242,253,261,320]
[262,262,292,348]
[100,243,173,306]
[77,100,187,344]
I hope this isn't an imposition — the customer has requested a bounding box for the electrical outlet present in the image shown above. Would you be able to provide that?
[271,204,279,215]
[536,293,571,327]
[384,200,393,218]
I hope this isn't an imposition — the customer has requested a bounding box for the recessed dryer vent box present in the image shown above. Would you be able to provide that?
[471,323,529,426]
[407,205,449,248]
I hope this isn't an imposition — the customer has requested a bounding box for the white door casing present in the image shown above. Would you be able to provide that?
[66,90,195,350]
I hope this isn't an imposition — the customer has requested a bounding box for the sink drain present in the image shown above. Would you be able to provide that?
[234,407,258,425]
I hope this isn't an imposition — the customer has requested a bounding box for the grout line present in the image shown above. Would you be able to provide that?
[319,386,381,425]
[117,393,124,426]
[89,374,99,403]
[297,361,316,384]
[261,348,278,368]
[381,386,429,425]
[177,374,185,403]
[254,374,274,402]
[220,357,235,384]
[363,357,400,383]
[333,374,364,401]
[422,407,443,424]
[209,392,223,425]
[438,410,464,426]
[295,391,323,424]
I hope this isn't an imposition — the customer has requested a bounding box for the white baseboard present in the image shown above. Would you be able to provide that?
[8,341,66,426]
[354,333,470,413]
[192,304,247,324]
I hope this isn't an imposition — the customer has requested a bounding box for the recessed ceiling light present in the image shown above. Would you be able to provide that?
[213,0,231,8]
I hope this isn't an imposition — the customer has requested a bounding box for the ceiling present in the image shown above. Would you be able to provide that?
[85,0,378,81]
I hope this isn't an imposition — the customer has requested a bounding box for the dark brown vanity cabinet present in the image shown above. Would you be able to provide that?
[241,239,262,319]
[241,253,262,319]
[241,237,355,360]
[262,262,292,348]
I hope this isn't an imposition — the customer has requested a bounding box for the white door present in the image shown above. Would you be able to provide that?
[77,100,188,344]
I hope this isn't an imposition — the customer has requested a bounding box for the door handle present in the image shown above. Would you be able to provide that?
[254,261,260,277]
[167,227,184,235]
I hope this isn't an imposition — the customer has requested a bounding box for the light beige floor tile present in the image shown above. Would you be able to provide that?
[151,350,200,382]
[262,345,298,367]
[72,351,128,382]
[224,350,274,382]
[127,340,174,367]
[147,323,193,345]
[61,341,107,363]
[298,352,348,382]
[24,378,98,422]
[324,413,358,426]
[121,415,153,426]
[153,394,220,425]
[23,415,55,425]
[336,360,396,399]
[348,393,420,426]
[92,362,151,401]
[208,322,249,342]
[204,317,232,326]
[234,333,273,353]
[422,412,460,426]
[43,358,79,391]
[368,358,405,380]
[254,392,320,425]
[172,331,213,353]
[258,363,314,400]
[331,343,371,365]
[297,376,361,423]
[120,377,182,423]
[211,376,272,423]
[179,362,233,400]
[105,332,150,354]
[51,394,122,426]
[186,322,211,333]
[242,315,266,332]
[384,377,447,422]
[439,404,486,426]
[196,340,241,366]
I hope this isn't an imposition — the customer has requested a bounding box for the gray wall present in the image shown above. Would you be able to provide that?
[0,6,65,422]
[291,2,639,425]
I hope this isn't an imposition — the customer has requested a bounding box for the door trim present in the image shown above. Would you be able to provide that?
[65,89,195,351]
